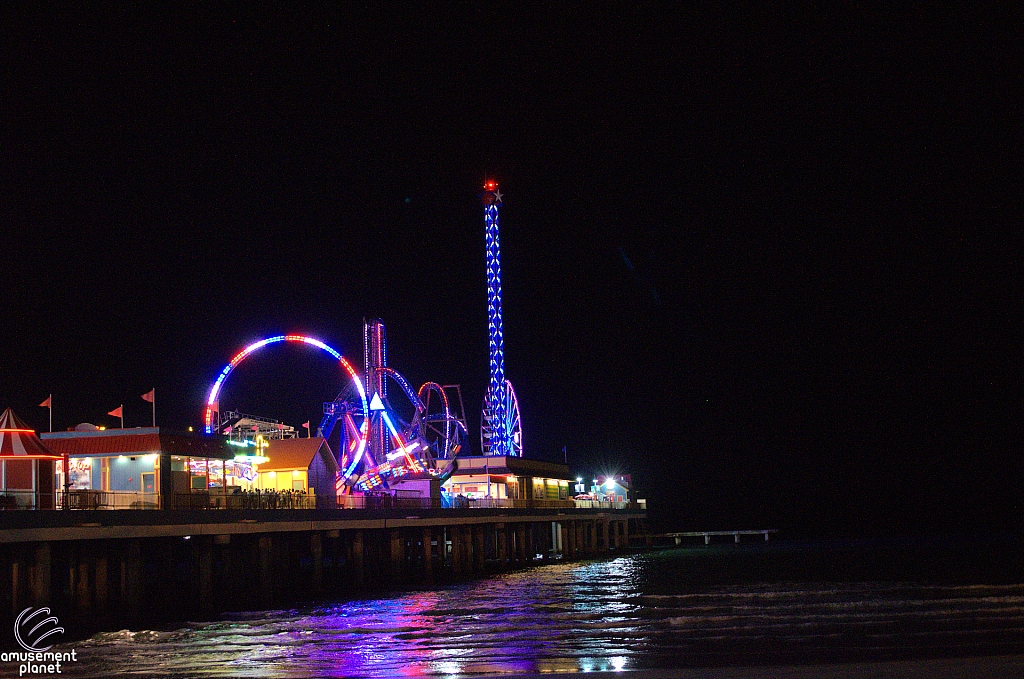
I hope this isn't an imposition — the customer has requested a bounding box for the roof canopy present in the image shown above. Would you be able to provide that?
[42,428,234,460]
[0,408,61,459]
[261,437,336,472]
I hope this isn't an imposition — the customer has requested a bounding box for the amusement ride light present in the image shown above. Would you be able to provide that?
[202,334,366,435]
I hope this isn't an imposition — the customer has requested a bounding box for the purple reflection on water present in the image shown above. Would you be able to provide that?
[59,559,643,677]
[303,561,641,677]
[57,544,1024,677]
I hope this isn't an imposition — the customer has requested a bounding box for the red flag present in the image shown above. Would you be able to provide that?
[141,389,155,403]
[108,406,123,418]
[39,396,51,408]
[302,421,310,429]
[251,425,259,432]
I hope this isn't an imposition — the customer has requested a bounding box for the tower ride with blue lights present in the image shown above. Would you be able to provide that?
[480,181,523,457]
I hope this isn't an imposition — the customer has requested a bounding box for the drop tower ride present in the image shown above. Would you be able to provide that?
[480,181,523,457]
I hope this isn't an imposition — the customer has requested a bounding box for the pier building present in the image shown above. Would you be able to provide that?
[255,437,338,499]
[42,427,238,509]
[445,456,574,505]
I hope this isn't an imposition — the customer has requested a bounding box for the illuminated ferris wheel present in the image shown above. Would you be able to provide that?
[202,334,371,489]
[482,379,522,458]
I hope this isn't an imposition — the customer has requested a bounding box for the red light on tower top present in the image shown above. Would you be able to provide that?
[481,180,502,206]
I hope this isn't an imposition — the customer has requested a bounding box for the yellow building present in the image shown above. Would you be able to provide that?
[256,437,338,498]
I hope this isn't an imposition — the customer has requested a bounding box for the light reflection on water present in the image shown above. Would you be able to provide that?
[56,550,1024,677]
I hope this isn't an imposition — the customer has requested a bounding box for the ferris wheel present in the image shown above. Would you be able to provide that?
[202,334,372,491]
[481,379,522,458]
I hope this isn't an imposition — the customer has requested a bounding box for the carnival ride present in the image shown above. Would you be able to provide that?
[200,180,525,496]
[480,181,523,457]
[203,326,467,495]
[328,319,468,491]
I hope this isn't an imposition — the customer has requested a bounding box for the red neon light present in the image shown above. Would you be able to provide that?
[0,428,36,434]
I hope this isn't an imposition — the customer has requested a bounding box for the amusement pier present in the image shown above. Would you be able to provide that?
[0,183,647,630]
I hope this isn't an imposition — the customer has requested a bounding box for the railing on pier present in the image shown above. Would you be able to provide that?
[2,489,646,513]
[0,490,162,511]
[174,490,318,510]
[0,490,57,510]
[572,499,631,510]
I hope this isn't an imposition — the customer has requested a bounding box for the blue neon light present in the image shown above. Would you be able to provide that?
[482,188,520,457]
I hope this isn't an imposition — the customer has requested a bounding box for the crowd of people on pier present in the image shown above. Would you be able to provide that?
[230,487,314,509]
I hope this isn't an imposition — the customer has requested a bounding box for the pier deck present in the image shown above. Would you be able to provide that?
[0,504,647,633]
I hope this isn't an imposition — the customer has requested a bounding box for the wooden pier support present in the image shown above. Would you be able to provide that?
[311,532,324,595]
[514,524,526,565]
[258,535,273,608]
[473,526,485,573]
[122,539,142,618]
[462,526,473,572]
[198,536,214,611]
[31,542,50,606]
[388,528,404,580]
[10,553,21,615]
[95,550,109,610]
[351,530,365,586]
[495,523,508,570]
[74,546,91,610]
[422,527,433,577]
[449,526,463,574]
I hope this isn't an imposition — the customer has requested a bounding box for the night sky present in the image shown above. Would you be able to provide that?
[2,6,1018,536]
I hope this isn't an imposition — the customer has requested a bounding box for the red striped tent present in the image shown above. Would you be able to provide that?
[1,408,60,509]
[0,408,60,459]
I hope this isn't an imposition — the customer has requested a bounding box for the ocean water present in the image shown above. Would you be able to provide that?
[54,540,1024,677]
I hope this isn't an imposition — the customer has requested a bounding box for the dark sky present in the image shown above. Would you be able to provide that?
[2,5,1019,535]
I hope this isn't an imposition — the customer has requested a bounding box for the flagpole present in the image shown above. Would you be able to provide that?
[152,389,156,427]
[49,393,52,433]
[120,404,124,429]
[63,453,70,510]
